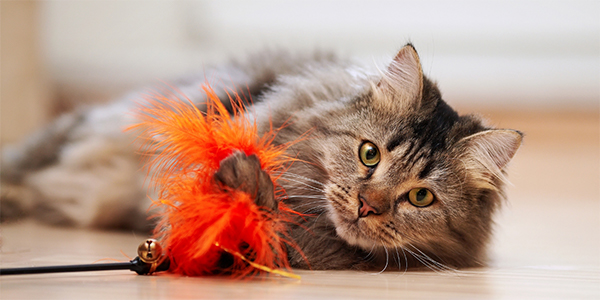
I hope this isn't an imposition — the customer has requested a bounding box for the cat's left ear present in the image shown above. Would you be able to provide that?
[457,129,523,185]
[374,44,424,110]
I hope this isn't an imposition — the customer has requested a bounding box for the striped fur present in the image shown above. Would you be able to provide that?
[1,45,521,270]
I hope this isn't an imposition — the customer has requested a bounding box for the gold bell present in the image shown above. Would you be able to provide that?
[137,239,163,264]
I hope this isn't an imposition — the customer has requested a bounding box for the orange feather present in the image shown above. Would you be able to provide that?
[130,85,299,277]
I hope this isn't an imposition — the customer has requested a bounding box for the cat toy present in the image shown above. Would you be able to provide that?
[0,84,301,279]
[0,239,170,275]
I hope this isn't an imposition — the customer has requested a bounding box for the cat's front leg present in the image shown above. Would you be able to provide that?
[213,151,277,211]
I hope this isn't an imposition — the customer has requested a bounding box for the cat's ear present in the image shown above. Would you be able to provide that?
[374,44,424,109]
[457,129,523,188]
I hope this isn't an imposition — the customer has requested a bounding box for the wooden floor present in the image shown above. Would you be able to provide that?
[1,109,599,299]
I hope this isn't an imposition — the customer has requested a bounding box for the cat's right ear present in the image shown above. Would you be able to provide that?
[457,129,523,189]
[373,44,424,110]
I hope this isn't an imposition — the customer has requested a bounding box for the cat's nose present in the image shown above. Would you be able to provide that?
[358,196,379,218]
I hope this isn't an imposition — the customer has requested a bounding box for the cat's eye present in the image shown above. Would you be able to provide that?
[408,188,435,207]
[359,142,380,167]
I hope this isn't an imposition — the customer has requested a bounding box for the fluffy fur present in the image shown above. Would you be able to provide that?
[0,45,522,271]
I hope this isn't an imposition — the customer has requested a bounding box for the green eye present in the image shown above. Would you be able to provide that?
[408,188,435,207]
[359,142,380,167]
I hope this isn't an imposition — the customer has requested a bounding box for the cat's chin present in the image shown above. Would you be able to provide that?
[330,212,379,249]
[336,227,377,249]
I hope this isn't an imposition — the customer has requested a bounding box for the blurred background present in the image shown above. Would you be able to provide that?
[1,2,599,292]
[1,0,599,144]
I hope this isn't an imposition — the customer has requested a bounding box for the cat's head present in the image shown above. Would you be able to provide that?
[316,44,522,267]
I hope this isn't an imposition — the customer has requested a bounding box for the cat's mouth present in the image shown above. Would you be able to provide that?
[323,185,386,249]
[325,196,385,249]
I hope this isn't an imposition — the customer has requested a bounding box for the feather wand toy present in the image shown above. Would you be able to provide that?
[130,84,301,279]
[0,84,302,279]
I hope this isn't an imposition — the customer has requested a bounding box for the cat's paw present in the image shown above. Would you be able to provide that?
[213,151,277,211]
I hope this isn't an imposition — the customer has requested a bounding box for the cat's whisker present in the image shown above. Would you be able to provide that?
[401,244,440,271]
[393,246,403,273]
[279,177,324,189]
[305,204,329,213]
[312,210,328,225]
[303,204,328,211]
[302,206,329,215]
[293,203,327,212]
[279,172,326,187]
[285,185,326,194]
[363,243,376,262]
[278,176,326,193]
[404,242,458,274]
[374,245,389,275]
[402,247,443,273]
[284,195,327,200]
[400,247,408,274]
[407,243,457,273]
[288,199,326,209]
[406,251,448,273]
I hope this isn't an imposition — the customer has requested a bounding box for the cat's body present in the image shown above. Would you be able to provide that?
[1,45,522,271]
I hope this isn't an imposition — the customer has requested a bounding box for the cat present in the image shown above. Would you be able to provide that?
[0,44,522,271]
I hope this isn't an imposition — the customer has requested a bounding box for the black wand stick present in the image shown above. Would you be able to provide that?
[0,239,170,276]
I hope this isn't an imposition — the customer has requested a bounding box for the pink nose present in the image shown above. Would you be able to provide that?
[359,196,379,218]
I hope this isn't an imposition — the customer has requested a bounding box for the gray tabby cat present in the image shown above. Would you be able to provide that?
[1,44,522,271]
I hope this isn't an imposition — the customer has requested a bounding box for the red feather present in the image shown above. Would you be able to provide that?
[130,85,299,277]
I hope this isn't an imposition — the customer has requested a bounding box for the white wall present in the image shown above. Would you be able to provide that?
[40,0,599,109]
